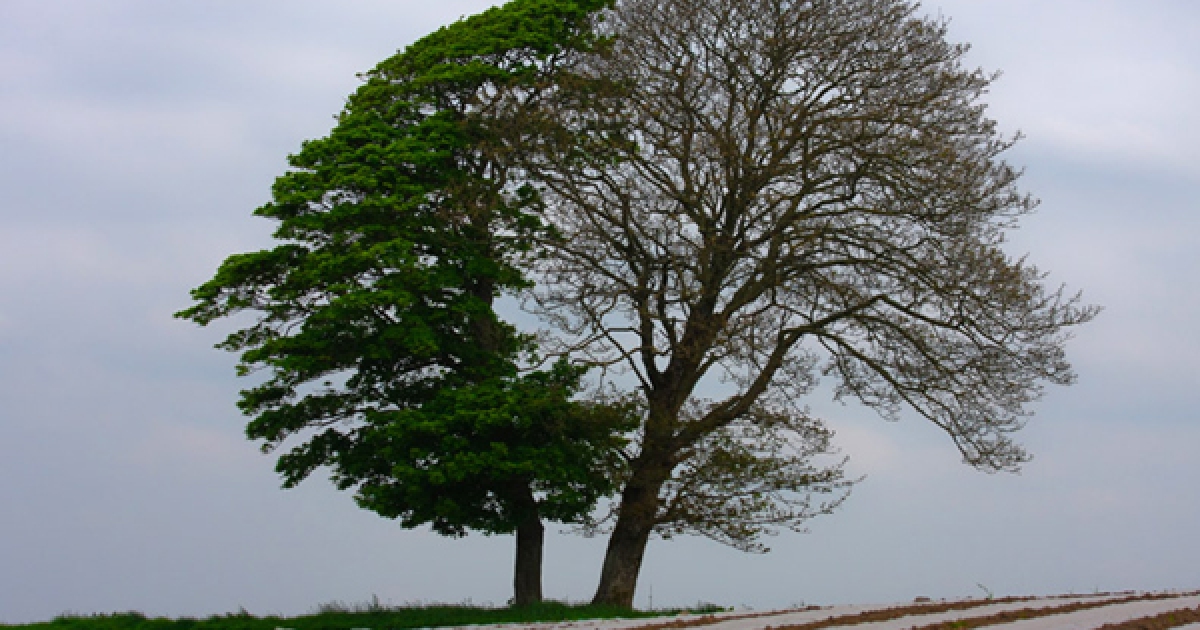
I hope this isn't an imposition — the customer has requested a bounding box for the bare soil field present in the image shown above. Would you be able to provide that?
[507,591,1200,630]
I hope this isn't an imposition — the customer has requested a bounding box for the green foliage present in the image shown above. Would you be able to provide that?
[337,361,635,535]
[176,0,624,539]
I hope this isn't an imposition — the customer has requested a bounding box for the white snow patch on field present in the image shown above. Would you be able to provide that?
[450,592,1200,630]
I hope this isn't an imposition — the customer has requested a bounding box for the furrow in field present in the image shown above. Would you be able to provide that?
[985,597,1200,629]
[903,592,1200,630]
[474,592,1199,630]
[1096,605,1200,629]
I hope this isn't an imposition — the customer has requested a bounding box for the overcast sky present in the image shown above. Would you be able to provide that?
[1,1,1197,624]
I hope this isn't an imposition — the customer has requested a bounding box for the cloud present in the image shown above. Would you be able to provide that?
[0,1,506,228]
[929,1,1200,179]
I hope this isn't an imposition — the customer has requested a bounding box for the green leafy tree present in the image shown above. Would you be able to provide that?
[177,0,624,605]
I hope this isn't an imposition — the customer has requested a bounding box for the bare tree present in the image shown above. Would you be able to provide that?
[525,0,1098,606]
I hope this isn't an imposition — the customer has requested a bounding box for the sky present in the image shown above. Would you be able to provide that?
[0,0,1197,624]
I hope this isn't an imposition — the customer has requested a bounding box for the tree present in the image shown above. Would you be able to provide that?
[523,0,1098,606]
[176,0,625,606]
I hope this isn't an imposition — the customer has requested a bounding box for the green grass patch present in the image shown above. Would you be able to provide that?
[4,600,727,630]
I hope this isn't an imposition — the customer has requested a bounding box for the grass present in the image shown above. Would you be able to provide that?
[2,599,727,630]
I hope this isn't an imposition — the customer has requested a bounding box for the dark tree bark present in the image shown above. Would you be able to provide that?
[513,510,546,606]
[590,467,666,606]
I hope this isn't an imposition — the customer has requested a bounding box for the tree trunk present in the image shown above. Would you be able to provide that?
[512,504,545,606]
[591,468,665,607]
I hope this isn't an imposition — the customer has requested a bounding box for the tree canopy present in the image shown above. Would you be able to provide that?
[521,0,1097,605]
[181,0,1096,610]
[177,0,627,605]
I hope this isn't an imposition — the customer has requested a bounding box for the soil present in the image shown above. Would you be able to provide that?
[1096,606,1200,629]
[903,592,1194,630]
[628,591,1200,630]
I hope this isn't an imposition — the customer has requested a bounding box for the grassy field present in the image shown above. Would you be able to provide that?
[2,600,724,630]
